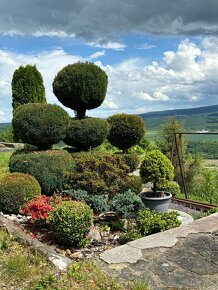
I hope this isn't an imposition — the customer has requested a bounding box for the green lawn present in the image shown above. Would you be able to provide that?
[0,152,12,174]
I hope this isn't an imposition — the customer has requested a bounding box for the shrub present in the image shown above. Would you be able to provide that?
[12,64,46,112]
[64,118,109,151]
[158,181,181,197]
[12,103,70,150]
[140,149,174,197]
[136,209,181,236]
[110,190,145,216]
[107,114,145,153]
[0,173,41,214]
[63,189,109,214]
[121,153,140,172]
[9,150,74,195]
[119,223,142,245]
[67,152,142,198]
[49,201,93,247]
[21,195,64,223]
[53,62,108,119]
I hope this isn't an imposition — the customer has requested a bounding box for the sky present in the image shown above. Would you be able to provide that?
[1,0,218,122]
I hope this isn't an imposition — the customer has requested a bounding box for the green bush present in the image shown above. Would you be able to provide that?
[12,103,70,150]
[64,118,109,151]
[49,201,93,247]
[121,153,140,172]
[110,190,145,215]
[9,150,74,195]
[107,114,145,153]
[136,209,181,236]
[119,223,142,245]
[0,173,41,214]
[67,152,142,198]
[63,189,109,214]
[12,64,46,112]
[140,149,174,197]
[158,181,181,197]
[53,62,108,119]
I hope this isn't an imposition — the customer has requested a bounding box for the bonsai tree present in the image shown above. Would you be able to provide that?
[52,62,108,119]
[12,103,70,150]
[140,149,174,197]
[12,64,46,111]
[107,114,146,153]
[64,117,109,151]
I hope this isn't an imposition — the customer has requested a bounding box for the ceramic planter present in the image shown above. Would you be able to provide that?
[140,191,172,213]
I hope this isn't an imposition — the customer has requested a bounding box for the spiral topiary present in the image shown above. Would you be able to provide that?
[0,173,41,214]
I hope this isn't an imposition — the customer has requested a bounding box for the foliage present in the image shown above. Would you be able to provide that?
[121,153,141,172]
[63,189,110,213]
[110,190,145,215]
[158,181,181,197]
[0,126,14,142]
[67,152,142,198]
[53,62,108,119]
[136,209,181,236]
[188,140,218,159]
[49,201,93,247]
[140,149,174,196]
[64,117,109,150]
[12,103,70,150]
[21,195,66,223]
[9,150,74,195]
[107,114,146,153]
[12,64,46,111]
[0,173,41,214]
[0,152,12,174]
[119,223,142,245]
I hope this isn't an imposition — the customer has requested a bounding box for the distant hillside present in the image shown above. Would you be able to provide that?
[139,105,218,132]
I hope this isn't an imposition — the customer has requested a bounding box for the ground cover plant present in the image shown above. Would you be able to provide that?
[0,152,12,173]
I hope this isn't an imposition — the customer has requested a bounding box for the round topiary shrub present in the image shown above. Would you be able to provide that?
[12,103,70,150]
[121,153,141,172]
[49,201,93,247]
[0,173,41,214]
[9,150,74,195]
[53,62,108,119]
[64,118,109,151]
[140,149,174,197]
[107,114,146,153]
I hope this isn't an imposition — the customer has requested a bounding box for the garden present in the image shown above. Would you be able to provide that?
[0,62,217,289]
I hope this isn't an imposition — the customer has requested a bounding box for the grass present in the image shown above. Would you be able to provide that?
[0,229,151,290]
[0,152,12,174]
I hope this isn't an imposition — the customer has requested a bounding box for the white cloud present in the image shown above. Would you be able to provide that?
[88,41,126,51]
[89,50,105,59]
[136,43,157,50]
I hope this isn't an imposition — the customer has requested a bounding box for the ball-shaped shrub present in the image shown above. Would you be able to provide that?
[53,62,108,119]
[49,201,93,247]
[0,173,41,214]
[140,150,174,197]
[9,150,74,195]
[12,103,70,150]
[64,118,109,151]
[107,114,146,153]
[121,153,141,172]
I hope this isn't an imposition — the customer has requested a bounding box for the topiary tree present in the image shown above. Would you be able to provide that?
[0,173,41,214]
[107,114,146,153]
[9,150,74,195]
[140,149,174,197]
[12,103,70,150]
[52,62,108,119]
[12,65,46,111]
[64,117,109,151]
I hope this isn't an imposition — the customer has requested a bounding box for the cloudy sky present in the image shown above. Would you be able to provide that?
[1,0,218,122]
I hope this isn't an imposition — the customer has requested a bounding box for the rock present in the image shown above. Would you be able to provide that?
[70,252,83,259]
[56,248,64,255]
[7,215,18,222]
[87,226,101,242]
[66,249,71,256]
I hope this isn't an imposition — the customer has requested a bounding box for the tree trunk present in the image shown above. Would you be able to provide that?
[76,108,86,119]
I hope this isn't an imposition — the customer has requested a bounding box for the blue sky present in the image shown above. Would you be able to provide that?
[0,0,218,122]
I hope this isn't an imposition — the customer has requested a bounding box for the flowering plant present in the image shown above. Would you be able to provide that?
[21,195,66,223]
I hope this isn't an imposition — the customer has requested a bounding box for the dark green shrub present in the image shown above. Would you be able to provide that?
[121,153,140,172]
[67,152,142,198]
[158,181,181,197]
[9,150,74,195]
[12,103,70,150]
[136,209,181,236]
[140,150,174,197]
[64,118,109,151]
[0,173,41,214]
[12,65,46,112]
[107,114,145,153]
[110,190,145,215]
[63,189,109,213]
[125,175,143,193]
[119,223,142,245]
[49,201,93,247]
[53,62,108,119]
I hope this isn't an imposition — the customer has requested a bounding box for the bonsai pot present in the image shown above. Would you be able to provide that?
[140,191,172,213]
